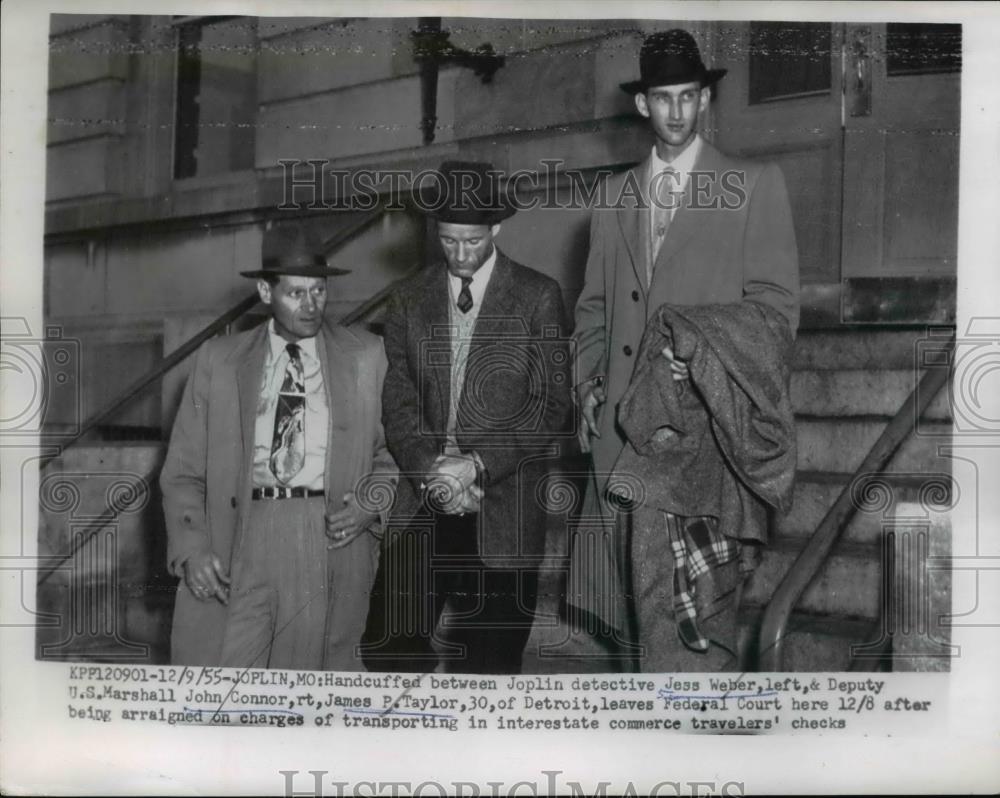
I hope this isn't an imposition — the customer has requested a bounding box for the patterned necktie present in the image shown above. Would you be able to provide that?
[456,276,474,314]
[269,342,306,484]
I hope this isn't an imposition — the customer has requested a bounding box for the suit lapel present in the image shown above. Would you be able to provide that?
[414,265,452,427]
[473,251,517,327]
[616,160,650,295]
[236,324,268,460]
[653,141,724,272]
[317,324,356,498]
[457,253,519,428]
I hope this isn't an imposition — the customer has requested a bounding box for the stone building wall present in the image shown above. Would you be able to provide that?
[41,15,713,433]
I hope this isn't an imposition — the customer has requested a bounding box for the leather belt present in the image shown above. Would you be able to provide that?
[252,486,325,500]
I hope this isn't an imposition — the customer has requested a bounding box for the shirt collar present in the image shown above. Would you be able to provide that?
[266,319,318,362]
[447,246,498,307]
[650,134,703,179]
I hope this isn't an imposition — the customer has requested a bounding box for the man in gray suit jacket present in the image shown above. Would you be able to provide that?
[161,224,396,670]
[571,30,800,670]
[362,161,572,674]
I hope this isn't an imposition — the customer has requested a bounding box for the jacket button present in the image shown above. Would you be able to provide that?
[631,290,640,302]
[623,345,633,356]
[230,496,237,508]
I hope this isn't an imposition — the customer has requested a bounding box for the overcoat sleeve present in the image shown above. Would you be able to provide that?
[159,342,213,576]
[572,203,611,390]
[742,162,800,336]
[366,336,399,530]
[380,290,440,490]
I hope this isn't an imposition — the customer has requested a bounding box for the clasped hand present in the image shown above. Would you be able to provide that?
[426,453,483,515]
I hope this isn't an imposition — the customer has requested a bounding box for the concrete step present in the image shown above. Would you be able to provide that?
[793,327,951,371]
[742,539,882,622]
[795,417,952,474]
[523,600,887,674]
[791,369,951,420]
[738,609,885,672]
[776,471,954,547]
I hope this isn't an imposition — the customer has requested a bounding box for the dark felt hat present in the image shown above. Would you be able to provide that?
[241,223,351,278]
[620,29,727,95]
[412,160,518,225]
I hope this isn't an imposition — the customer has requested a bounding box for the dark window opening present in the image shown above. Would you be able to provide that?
[886,23,961,76]
[173,16,257,179]
[748,22,832,105]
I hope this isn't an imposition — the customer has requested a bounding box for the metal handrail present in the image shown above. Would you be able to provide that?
[39,207,386,468]
[757,335,954,671]
[39,292,261,469]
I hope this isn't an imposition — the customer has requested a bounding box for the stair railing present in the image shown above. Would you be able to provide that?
[37,205,404,585]
[757,333,954,671]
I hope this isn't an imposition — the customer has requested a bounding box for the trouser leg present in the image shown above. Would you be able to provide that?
[362,512,541,674]
[323,524,380,671]
[361,517,446,672]
[444,566,539,674]
[221,497,328,670]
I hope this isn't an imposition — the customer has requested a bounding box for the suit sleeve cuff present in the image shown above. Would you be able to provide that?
[471,451,488,484]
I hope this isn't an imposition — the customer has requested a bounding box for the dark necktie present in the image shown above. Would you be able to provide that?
[456,276,474,314]
[269,342,306,484]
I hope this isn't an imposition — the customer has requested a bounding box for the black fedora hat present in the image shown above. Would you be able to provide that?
[412,160,517,226]
[620,29,727,95]
[241,223,351,278]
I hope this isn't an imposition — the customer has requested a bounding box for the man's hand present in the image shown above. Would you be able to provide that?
[455,483,485,514]
[661,345,690,381]
[578,381,607,453]
[182,550,230,604]
[428,454,481,515]
[325,492,378,549]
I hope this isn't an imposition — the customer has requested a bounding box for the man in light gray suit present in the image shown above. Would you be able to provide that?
[161,224,396,670]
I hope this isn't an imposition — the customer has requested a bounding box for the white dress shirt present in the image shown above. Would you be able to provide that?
[446,247,497,316]
[649,133,703,221]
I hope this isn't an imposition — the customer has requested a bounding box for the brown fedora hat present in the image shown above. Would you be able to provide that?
[620,29,727,95]
[411,160,518,226]
[241,222,350,278]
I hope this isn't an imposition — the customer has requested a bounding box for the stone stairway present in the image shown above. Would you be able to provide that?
[738,325,953,671]
[524,324,954,674]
